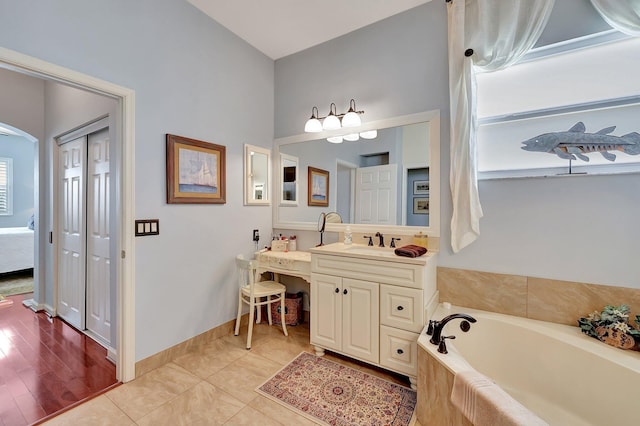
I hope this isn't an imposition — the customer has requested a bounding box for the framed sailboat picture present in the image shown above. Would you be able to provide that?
[166,134,226,204]
[307,166,329,207]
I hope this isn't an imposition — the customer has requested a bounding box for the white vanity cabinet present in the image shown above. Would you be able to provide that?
[309,244,437,387]
[310,274,379,363]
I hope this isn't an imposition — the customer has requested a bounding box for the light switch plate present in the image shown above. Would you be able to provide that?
[135,219,159,236]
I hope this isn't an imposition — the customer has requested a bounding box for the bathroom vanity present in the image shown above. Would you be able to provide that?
[309,243,437,388]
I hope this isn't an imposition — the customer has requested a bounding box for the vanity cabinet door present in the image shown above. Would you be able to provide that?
[311,273,342,352]
[342,278,379,364]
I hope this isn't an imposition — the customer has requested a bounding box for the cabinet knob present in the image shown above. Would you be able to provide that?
[397,349,404,355]
[335,288,339,293]
[343,289,348,295]
[397,305,404,311]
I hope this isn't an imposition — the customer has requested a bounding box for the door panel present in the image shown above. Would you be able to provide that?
[342,278,379,363]
[311,273,342,351]
[86,128,111,344]
[57,137,86,328]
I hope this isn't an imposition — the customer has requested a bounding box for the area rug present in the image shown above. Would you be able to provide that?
[0,272,34,296]
[256,352,416,426]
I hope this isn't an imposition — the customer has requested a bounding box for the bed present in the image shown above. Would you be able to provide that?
[0,227,34,274]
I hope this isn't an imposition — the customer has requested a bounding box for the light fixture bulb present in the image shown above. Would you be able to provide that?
[305,118,322,132]
[322,103,341,130]
[327,136,343,144]
[341,99,361,127]
[304,106,322,132]
[343,133,359,141]
[360,130,378,139]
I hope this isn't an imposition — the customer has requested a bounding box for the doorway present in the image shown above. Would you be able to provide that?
[0,48,135,382]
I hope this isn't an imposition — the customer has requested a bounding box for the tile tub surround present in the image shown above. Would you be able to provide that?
[438,267,640,326]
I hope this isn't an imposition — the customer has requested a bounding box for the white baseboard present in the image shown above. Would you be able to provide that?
[107,346,117,364]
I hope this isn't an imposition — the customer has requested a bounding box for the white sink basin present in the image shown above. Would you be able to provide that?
[344,245,396,257]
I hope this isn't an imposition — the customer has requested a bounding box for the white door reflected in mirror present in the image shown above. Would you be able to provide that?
[244,144,271,206]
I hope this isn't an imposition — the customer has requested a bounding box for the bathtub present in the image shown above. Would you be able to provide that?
[417,304,640,425]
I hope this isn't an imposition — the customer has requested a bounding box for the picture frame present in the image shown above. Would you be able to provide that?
[307,166,329,207]
[166,134,226,204]
[413,180,430,195]
[413,197,429,214]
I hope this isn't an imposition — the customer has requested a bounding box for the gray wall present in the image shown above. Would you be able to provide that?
[0,0,275,361]
[275,1,639,289]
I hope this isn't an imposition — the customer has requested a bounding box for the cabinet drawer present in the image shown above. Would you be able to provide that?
[380,285,423,333]
[312,254,423,288]
[379,326,419,377]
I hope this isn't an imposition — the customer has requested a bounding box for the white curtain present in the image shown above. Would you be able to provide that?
[590,0,640,36]
[447,0,554,253]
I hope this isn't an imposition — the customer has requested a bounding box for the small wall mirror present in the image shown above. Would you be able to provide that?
[244,144,271,205]
[280,153,299,206]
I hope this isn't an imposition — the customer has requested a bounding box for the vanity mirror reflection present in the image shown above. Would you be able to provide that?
[274,111,440,236]
[244,144,271,205]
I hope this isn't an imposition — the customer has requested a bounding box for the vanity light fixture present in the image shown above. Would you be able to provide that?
[343,133,359,142]
[327,135,344,144]
[304,99,365,133]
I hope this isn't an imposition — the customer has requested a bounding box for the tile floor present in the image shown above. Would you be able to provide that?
[42,321,421,425]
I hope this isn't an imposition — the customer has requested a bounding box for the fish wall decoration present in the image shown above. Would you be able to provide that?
[521,122,640,162]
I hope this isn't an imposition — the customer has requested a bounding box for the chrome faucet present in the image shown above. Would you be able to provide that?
[428,313,477,346]
[375,232,384,247]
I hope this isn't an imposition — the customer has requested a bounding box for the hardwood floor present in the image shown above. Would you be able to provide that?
[0,293,117,425]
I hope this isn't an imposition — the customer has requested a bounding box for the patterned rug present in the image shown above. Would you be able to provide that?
[256,352,416,426]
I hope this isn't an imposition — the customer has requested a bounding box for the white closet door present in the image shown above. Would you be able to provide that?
[355,164,397,225]
[58,136,86,329]
[86,128,111,344]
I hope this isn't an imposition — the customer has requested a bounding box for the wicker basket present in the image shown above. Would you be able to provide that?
[270,292,304,326]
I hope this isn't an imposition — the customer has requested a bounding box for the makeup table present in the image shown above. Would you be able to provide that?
[256,249,311,283]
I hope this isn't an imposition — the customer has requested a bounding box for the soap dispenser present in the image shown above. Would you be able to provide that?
[344,225,352,245]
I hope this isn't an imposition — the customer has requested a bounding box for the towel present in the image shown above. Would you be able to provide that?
[451,370,548,426]
[394,244,427,258]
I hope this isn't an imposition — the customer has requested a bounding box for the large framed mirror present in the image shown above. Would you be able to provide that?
[273,110,440,236]
[244,144,271,206]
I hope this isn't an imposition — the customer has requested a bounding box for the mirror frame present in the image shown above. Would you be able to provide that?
[280,153,299,206]
[273,110,441,236]
[244,144,271,206]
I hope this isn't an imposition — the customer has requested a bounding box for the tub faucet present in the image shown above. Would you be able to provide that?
[428,313,477,345]
[375,232,385,247]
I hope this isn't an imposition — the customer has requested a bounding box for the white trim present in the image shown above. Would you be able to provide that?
[520,29,630,64]
[0,47,136,382]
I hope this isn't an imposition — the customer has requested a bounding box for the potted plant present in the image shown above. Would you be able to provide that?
[578,304,640,351]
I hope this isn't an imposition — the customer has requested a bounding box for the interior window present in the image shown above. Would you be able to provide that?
[0,157,12,215]
[476,33,640,179]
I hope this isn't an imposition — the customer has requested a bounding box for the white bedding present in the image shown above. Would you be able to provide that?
[0,227,34,274]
